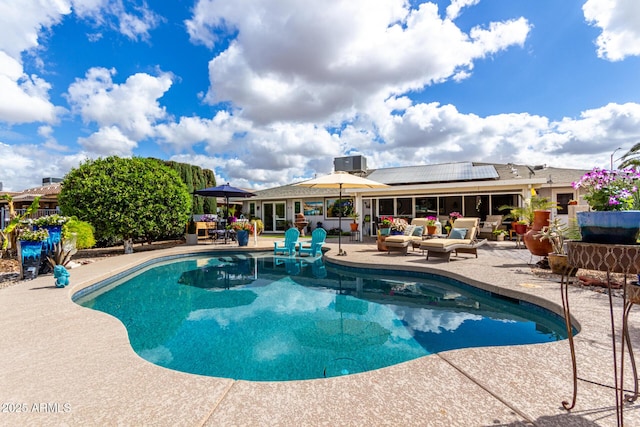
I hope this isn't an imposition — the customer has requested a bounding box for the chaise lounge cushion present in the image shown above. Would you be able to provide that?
[384,218,429,254]
[420,218,484,260]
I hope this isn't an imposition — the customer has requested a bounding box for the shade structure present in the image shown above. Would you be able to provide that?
[194,183,256,243]
[294,172,388,255]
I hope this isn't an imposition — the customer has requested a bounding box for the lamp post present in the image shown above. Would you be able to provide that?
[610,147,622,170]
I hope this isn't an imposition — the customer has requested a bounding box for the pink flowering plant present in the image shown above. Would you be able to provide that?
[380,216,393,227]
[572,168,640,211]
[449,211,462,219]
[425,216,438,226]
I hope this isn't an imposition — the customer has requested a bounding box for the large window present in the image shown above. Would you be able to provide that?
[464,195,489,218]
[440,196,462,216]
[378,198,394,216]
[415,197,437,217]
[396,198,413,217]
[491,194,518,216]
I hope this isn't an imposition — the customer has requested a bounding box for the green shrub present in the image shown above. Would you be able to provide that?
[63,218,96,249]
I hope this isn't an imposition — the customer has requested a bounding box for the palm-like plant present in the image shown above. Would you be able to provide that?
[619,142,640,169]
[499,195,559,225]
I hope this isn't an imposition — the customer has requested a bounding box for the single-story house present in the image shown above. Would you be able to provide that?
[244,158,590,237]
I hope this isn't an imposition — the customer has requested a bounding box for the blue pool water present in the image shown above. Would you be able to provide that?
[74,252,568,381]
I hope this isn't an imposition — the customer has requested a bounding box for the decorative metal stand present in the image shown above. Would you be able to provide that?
[562,241,640,427]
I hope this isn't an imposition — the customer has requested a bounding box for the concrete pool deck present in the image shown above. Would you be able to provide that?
[1,237,639,426]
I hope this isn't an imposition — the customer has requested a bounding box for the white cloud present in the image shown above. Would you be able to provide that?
[0,141,80,191]
[0,0,162,127]
[446,0,480,21]
[187,0,531,124]
[71,0,162,41]
[0,52,57,123]
[66,67,173,140]
[377,100,640,171]
[167,120,341,189]
[77,125,138,157]
[583,0,640,61]
[0,0,71,59]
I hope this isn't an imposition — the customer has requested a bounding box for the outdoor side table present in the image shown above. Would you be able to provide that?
[349,230,360,241]
[562,241,640,427]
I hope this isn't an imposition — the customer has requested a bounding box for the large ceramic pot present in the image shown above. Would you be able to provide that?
[576,211,640,245]
[38,225,62,253]
[513,223,528,235]
[426,225,437,235]
[19,240,43,280]
[523,210,553,256]
[236,230,249,246]
[548,253,577,276]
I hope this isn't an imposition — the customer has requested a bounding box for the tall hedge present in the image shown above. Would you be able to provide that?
[58,157,191,253]
[159,160,217,214]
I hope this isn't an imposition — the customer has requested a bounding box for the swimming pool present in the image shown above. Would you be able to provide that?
[74,251,569,381]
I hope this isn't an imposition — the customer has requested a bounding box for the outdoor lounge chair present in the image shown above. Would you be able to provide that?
[478,215,503,239]
[274,228,300,256]
[298,228,326,257]
[384,218,429,255]
[420,217,487,262]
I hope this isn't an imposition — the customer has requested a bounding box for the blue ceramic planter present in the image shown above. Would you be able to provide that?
[35,225,62,253]
[576,211,640,245]
[237,230,249,246]
[19,240,43,280]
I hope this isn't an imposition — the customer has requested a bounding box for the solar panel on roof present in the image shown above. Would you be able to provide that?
[366,162,498,184]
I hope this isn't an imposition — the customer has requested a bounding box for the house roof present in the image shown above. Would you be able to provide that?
[365,162,498,185]
[250,162,589,201]
[0,183,61,204]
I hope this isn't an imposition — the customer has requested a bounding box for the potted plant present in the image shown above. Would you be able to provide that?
[389,218,408,235]
[251,218,264,235]
[232,221,254,246]
[380,216,393,230]
[572,167,640,244]
[513,220,528,235]
[17,228,49,280]
[425,216,438,235]
[535,217,579,275]
[492,229,508,241]
[349,212,359,231]
[33,214,69,253]
[185,217,198,245]
[500,195,559,256]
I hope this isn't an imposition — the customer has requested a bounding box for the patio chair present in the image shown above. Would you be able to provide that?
[298,228,326,257]
[274,227,300,256]
[478,215,503,239]
[383,218,429,255]
[419,217,488,262]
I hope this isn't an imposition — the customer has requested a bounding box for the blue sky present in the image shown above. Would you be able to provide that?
[1,0,640,191]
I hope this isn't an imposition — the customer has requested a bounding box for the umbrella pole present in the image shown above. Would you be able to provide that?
[225,196,229,244]
[338,184,346,256]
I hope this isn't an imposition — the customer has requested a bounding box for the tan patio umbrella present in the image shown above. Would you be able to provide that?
[294,172,388,256]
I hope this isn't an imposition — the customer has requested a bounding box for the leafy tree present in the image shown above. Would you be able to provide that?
[158,159,217,214]
[58,157,191,254]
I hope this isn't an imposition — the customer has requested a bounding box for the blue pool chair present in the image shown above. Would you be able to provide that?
[274,228,300,256]
[298,228,326,257]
